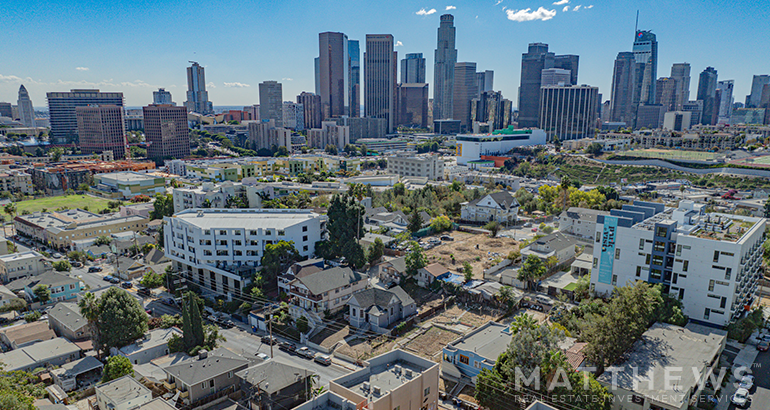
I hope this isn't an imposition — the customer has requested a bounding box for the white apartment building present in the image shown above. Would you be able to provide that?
[164,209,326,300]
[591,200,765,327]
[0,170,33,195]
[386,153,444,180]
[172,182,272,213]
[0,251,48,282]
[559,207,608,240]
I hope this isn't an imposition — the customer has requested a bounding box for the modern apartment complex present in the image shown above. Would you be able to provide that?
[591,200,765,327]
[143,104,190,160]
[46,89,124,144]
[164,209,326,300]
[386,153,444,180]
[0,251,48,283]
[0,169,33,194]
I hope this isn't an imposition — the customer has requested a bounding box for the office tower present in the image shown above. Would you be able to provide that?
[143,104,190,160]
[655,77,677,111]
[682,100,703,127]
[153,88,174,105]
[609,52,637,126]
[348,39,361,117]
[47,89,124,144]
[670,63,691,109]
[433,14,457,120]
[401,53,426,83]
[633,30,658,105]
[636,104,665,129]
[470,90,512,131]
[297,92,322,129]
[662,111,692,131]
[259,81,283,127]
[518,43,578,128]
[541,68,571,86]
[364,34,397,133]
[0,102,11,118]
[76,105,128,159]
[697,67,719,125]
[314,57,320,95]
[760,85,770,124]
[184,62,213,115]
[308,121,350,149]
[452,62,477,130]
[282,101,305,131]
[539,85,599,141]
[554,55,579,86]
[476,70,494,98]
[396,83,428,129]
[319,32,349,119]
[747,75,770,108]
[17,85,35,127]
[717,80,735,124]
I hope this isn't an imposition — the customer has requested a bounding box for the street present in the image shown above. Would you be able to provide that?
[741,348,769,410]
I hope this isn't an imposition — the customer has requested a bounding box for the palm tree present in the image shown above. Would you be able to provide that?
[78,292,102,358]
[3,203,17,245]
[510,313,538,334]
[559,176,571,211]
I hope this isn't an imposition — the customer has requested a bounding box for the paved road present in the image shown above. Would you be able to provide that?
[219,327,351,386]
[744,348,770,409]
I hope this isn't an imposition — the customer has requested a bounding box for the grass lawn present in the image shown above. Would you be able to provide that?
[563,282,578,291]
[14,195,114,215]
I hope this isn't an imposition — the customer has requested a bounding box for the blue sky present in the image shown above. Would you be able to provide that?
[1,0,768,109]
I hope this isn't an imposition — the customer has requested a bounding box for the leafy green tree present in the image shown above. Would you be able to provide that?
[430,215,453,233]
[407,208,423,234]
[150,193,174,220]
[462,261,473,282]
[585,142,603,156]
[101,355,133,382]
[367,238,385,265]
[97,287,149,351]
[484,221,501,237]
[764,199,770,218]
[50,147,64,162]
[517,254,545,291]
[52,260,71,272]
[509,313,538,334]
[24,311,41,322]
[140,271,165,288]
[0,366,45,410]
[181,293,194,350]
[33,285,50,303]
[296,316,309,333]
[260,240,301,285]
[78,292,102,356]
[322,193,364,267]
[405,241,426,276]
[325,144,338,155]
[67,250,87,262]
[94,235,112,246]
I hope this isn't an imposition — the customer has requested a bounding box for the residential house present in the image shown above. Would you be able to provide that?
[115,327,183,365]
[7,272,82,307]
[115,257,150,281]
[416,263,451,288]
[376,256,406,287]
[236,361,314,410]
[330,349,439,410]
[0,320,56,349]
[347,286,416,333]
[460,191,519,225]
[520,232,577,266]
[0,251,49,283]
[0,284,19,308]
[597,322,726,410]
[290,391,358,410]
[48,302,91,341]
[95,375,153,410]
[163,349,250,408]
[442,321,511,381]
[366,210,431,230]
[288,266,367,315]
[278,258,325,295]
[0,337,81,371]
[558,207,608,240]
[51,355,103,392]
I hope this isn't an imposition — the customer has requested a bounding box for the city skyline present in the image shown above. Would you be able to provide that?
[1,0,767,109]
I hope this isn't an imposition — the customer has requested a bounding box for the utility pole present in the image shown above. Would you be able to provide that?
[268,305,274,358]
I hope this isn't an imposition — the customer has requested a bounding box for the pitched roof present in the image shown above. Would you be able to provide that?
[7,271,77,292]
[421,263,450,278]
[295,267,366,296]
[467,191,519,210]
[235,360,313,395]
[381,256,407,273]
[48,302,88,332]
[387,285,415,306]
[163,350,250,386]
[144,248,169,265]
[349,288,400,310]
[0,320,56,346]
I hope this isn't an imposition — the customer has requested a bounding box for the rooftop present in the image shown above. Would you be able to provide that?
[96,375,151,404]
[295,266,366,296]
[0,338,81,371]
[169,208,323,230]
[48,302,87,332]
[137,398,178,410]
[235,360,313,395]
[445,321,511,363]
[98,171,160,183]
[119,327,182,357]
[0,250,44,262]
[0,320,56,346]
[163,349,250,386]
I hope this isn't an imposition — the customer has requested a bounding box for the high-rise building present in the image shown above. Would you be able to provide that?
[539,85,599,141]
[682,100,703,128]
[610,52,637,126]
[761,84,770,124]
[476,70,494,98]
[0,102,12,118]
[396,83,429,129]
[47,89,124,144]
[554,55,579,86]
[153,88,174,105]
[17,85,35,127]
[364,34,397,133]
[243,105,260,121]
[433,14,457,121]
[143,104,190,161]
[282,101,305,131]
[76,105,127,159]
[318,32,349,119]
[184,62,213,115]
[348,39,361,118]
[248,119,291,151]
[401,53,426,84]
[670,63,691,110]
[308,121,350,149]
[747,75,770,108]
[717,80,735,124]
[314,57,320,96]
[297,92,322,130]
[697,67,719,125]
[655,77,677,111]
[633,30,658,105]
[259,81,283,127]
[518,43,554,128]
[452,62,478,130]
[470,90,512,131]
[541,68,571,87]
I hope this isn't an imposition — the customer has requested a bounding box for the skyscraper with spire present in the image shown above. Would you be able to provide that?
[184,61,213,114]
[17,85,35,127]
[433,14,457,121]
[633,30,658,105]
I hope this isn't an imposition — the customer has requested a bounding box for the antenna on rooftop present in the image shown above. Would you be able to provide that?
[635,10,639,34]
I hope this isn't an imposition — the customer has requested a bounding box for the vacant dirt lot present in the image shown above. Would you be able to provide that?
[424,231,519,280]
[430,305,500,328]
[309,319,349,349]
[336,335,396,361]
[402,326,461,360]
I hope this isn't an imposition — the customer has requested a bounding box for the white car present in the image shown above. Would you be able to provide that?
[255,352,270,361]
[739,375,754,390]
[731,388,750,408]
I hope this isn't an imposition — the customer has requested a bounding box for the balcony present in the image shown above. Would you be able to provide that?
[180,391,189,399]
[163,380,176,390]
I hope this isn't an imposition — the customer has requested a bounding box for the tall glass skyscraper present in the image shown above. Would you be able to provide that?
[433,14,457,121]
[364,34,396,133]
[609,52,637,126]
[401,53,426,84]
[17,85,35,127]
[319,32,349,119]
[670,63,691,110]
[633,30,658,105]
[717,80,734,124]
[348,39,360,118]
[452,62,477,130]
[184,62,213,114]
[697,67,719,125]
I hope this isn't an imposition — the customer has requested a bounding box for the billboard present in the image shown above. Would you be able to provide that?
[597,216,618,284]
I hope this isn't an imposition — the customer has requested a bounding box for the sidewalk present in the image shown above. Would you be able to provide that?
[715,341,760,410]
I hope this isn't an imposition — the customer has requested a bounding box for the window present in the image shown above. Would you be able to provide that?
[656,226,668,237]
[592,258,598,268]
[303,246,308,252]
[678,288,685,300]
[278,230,285,236]
[652,255,664,265]
[725,268,731,280]
[721,297,727,309]
[682,261,689,272]
[636,266,642,277]
[650,269,662,280]
[249,230,257,235]
[615,249,621,259]
[595,235,600,243]
[676,244,682,256]
[459,355,469,365]
[302,226,308,232]
[708,280,715,292]
[639,239,645,250]
[424,387,431,397]
[228,371,233,379]
[704,308,710,320]
[645,254,651,264]
[219,230,227,235]
[654,242,665,252]
[303,235,308,242]
[713,250,720,263]
[611,275,617,285]
[352,308,356,316]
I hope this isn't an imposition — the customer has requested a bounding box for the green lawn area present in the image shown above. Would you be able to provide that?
[14,195,114,215]
[563,283,578,291]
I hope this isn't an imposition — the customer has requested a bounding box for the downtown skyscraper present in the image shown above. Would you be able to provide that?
[670,63,691,110]
[47,89,124,144]
[747,75,770,108]
[144,104,190,161]
[518,43,579,128]
[633,30,658,105]
[17,85,35,127]
[348,39,360,118]
[433,14,457,121]
[184,61,213,115]
[259,81,283,127]
[717,80,734,124]
[609,52,637,125]
[697,66,719,125]
[318,32,349,119]
[364,34,396,133]
[76,105,127,159]
[452,62,477,130]
[401,53,426,83]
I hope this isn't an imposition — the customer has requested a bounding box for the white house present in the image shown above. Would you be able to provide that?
[460,191,519,225]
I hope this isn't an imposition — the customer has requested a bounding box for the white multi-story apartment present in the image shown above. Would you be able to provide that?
[0,251,49,282]
[591,200,765,327]
[386,153,444,180]
[0,170,33,195]
[172,182,273,213]
[164,209,326,300]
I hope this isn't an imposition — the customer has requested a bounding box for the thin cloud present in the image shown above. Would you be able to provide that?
[553,0,569,4]
[76,67,89,71]
[573,5,581,11]
[395,41,404,47]
[416,8,437,15]
[281,78,293,81]
[586,4,593,8]
[224,82,250,88]
[207,82,216,89]
[563,6,569,11]
[495,0,503,5]
[446,5,456,10]
[506,7,556,22]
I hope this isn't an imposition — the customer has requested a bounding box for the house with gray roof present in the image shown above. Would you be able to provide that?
[0,337,81,372]
[461,191,519,224]
[520,232,578,265]
[51,355,103,391]
[288,266,368,314]
[115,327,182,365]
[7,271,81,308]
[48,302,91,341]
[0,320,55,349]
[236,360,313,410]
[442,321,511,382]
[375,256,406,287]
[347,286,416,333]
[95,375,152,410]
[163,349,250,408]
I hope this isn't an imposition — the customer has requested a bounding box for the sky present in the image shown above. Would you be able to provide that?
[1,0,768,109]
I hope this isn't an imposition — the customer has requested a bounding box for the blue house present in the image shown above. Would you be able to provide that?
[442,321,511,381]
[19,272,82,306]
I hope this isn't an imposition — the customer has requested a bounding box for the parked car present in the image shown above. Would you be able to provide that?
[314,354,332,366]
[261,335,278,345]
[296,347,315,359]
[121,281,133,289]
[256,352,270,361]
[440,235,454,241]
[523,222,532,228]
[279,341,297,353]
[739,375,754,390]
[53,253,63,259]
[71,261,83,268]
[758,341,770,352]
[731,388,750,408]
[102,275,113,282]
[88,266,102,273]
